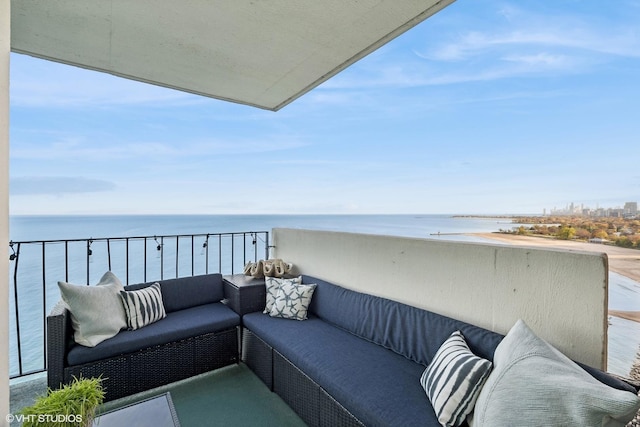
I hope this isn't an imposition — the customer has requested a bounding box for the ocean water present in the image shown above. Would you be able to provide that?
[7,214,640,378]
[608,273,640,376]
[9,214,519,242]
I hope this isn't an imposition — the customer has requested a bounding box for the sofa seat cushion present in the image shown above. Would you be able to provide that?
[244,312,441,427]
[68,302,239,366]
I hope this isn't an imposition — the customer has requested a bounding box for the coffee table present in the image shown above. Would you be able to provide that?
[93,392,180,427]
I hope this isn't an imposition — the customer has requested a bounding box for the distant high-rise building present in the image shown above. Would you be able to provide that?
[624,202,638,217]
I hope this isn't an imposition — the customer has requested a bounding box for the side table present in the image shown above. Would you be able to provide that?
[222,274,266,316]
[223,274,267,360]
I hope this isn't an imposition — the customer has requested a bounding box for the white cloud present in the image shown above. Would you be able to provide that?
[11,136,310,162]
[320,3,640,92]
[419,1,640,63]
[424,28,640,62]
[11,176,116,195]
[501,53,568,67]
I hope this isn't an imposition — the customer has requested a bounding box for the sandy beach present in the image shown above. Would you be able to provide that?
[608,310,640,322]
[472,233,640,322]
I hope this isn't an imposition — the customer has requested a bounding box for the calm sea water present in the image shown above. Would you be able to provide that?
[7,214,640,378]
[9,214,518,242]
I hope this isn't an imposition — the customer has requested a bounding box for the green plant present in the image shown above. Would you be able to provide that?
[19,376,104,427]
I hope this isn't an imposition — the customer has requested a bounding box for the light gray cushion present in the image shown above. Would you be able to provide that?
[473,319,640,427]
[263,276,301,314]
[269,282,316,320]
[120,283,167,330]
[58,271,127,347]
[421,331,492,427]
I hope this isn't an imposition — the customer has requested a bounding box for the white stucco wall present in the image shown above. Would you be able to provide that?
[272,228,609,369]
[1,0,10,424]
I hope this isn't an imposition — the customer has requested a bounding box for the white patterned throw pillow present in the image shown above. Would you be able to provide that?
[120,283,167,330]
[263,276,301,314]
[269,282,317,321]
[421,330,492,427]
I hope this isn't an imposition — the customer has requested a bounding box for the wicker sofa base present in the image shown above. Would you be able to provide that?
[242,328,273,389]
[242,328,363,427]
[58,327,238,402]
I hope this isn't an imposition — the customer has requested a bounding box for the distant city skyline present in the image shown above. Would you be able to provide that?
[9,1,640,215]
[546,201,638,218]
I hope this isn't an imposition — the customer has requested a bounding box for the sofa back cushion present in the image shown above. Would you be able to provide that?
[304,275,503,366]
[126,273,224,313]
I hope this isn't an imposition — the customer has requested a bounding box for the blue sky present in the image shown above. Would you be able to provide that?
[9,0,640,215]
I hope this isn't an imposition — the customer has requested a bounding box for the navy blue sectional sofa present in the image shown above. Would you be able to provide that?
[47,273,240,401]
[48,272,638,421]
[242,275,638,427]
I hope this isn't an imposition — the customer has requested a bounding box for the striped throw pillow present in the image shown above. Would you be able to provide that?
[420,331,492,427]
[120,283,167,330]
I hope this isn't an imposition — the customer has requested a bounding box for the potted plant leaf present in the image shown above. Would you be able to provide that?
[18,376,104,427]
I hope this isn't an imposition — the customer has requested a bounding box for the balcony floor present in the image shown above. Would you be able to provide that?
[11,364,639,426]
[10,363,306,427]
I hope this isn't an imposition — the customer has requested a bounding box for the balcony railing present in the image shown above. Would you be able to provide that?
[8,231,270,379]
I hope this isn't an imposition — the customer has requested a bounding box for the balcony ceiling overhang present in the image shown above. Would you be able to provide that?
[10,0,455,111]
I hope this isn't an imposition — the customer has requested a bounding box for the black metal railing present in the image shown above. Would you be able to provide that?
[8,231,270,379]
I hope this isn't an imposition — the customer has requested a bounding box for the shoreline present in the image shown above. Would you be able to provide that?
[470,232,640,323]
[471,232,640,282]
[609,310,640,323]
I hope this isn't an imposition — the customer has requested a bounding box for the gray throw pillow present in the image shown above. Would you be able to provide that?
[58,271,128,347]
[473,319,640,427]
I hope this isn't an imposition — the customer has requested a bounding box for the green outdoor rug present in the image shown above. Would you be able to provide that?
[98,363,306,427]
